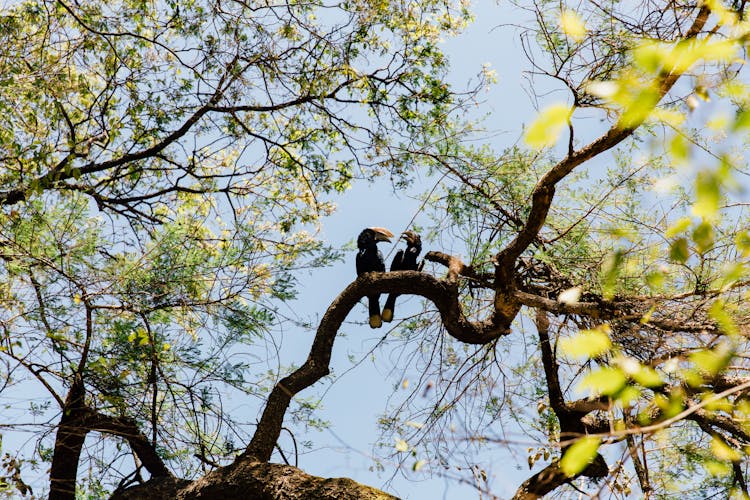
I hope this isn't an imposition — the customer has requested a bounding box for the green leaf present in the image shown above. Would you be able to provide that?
[580,367,627,396]
[669,238,690,263]
[601,249,624,299]
[646,270,665,291]
[692,170,721,219]
[690,342,733,376]
[691,221,714,254]
[559,326,612,359]
[524,103,571,148]
[560,436,601,477]
[708,300,738,336]
[735,231,750,257]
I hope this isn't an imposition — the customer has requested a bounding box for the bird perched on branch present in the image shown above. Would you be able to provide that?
[382,230,422,323]
[356,227,394,328]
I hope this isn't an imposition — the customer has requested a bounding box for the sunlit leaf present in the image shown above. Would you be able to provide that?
[711,436,742,462]
[709,300,738,337]
[559,326,612,359]
[665,217,692,238]
[690,342,733,376]
[560,10,586,42]
[580,367,627,396]
[601,249,624,299]
[736,231,750,257]
[560,436,601,477]
[413,460,426,471]
[632,366,663,388]
[705,459,732,477]
[668,134,690,164]
[692,170,721,219]
[395,439,409,452]
[616,385,642,407]
[524,103,571,148]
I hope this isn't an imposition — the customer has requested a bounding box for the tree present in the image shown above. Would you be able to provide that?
[0,0,481,498]
[4,0,750,499]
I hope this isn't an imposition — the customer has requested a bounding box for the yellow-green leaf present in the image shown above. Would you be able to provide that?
[560,10,586,42]
[692,170,721,219]
[736,231,750,257]
[580,366,627,396]
[690,342,732,376]
[601,249,624,299]
[705,459,732,477]
[560,436,601,477]
[395,439,409,452]
[711,436,742,462]
[692,221,714,254]
[712,262,746,292]
[631,366,663,388]
[665,217,692,238]
[524,103,571,148]
[559,326,612,359]
[709,300,738,337]
[669,238,690,263]
[646,270,665,291]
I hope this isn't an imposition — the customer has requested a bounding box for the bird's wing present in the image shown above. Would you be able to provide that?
[390,249,405,271]
[356,251,365,275]
[376,249,386,272]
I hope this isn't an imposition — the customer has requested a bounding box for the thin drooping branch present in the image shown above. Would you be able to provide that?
[243,268,511,462]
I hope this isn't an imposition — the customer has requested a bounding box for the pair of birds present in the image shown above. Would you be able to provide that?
[356,227,423,328]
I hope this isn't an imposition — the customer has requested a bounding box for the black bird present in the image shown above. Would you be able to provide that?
[382,230,422,323]
[356,227,394,328]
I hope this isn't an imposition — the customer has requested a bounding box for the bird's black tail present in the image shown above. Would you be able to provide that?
[368,294,382,328]
[381,293,398,323]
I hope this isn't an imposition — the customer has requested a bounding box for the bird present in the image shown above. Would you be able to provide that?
[356,227,394,328]
[381,230,422,323]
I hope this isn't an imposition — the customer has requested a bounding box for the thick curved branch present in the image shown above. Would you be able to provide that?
[495,4,711,276]
[243,270,511,462]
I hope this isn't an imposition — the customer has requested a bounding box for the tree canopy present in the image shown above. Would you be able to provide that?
[4,0,750,498]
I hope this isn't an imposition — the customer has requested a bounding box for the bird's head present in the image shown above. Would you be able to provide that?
[401,230,421,248]
[357,227,394,249]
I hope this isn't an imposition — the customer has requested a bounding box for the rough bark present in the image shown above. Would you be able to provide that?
[110,460,397,500]
[49,378,87,500]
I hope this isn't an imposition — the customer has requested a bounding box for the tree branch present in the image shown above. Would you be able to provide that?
[243,269,511,462]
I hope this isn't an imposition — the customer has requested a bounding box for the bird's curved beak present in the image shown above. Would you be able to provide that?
[369,227,394,242]
[401,231,417,245]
